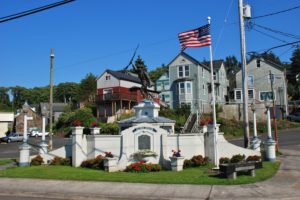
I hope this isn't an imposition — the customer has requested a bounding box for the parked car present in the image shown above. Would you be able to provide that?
[30,130,49,137]
[1,133,23,143]
[287,112,300,122]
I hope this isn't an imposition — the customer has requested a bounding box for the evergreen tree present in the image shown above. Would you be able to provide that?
[288,47,300,99]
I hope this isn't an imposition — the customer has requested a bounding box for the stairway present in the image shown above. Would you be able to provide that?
[181,113,198,133]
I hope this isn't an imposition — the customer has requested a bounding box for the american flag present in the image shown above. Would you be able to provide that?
[178,24,211,51]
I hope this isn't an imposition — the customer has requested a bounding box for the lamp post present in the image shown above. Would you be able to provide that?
[39,113,48,155]
[19,113,33,167]
[264,100,276,162]
[250,102,261,151]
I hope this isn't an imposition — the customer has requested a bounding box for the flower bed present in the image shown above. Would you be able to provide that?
[125,161,161,173]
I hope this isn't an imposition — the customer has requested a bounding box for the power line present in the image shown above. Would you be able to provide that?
[254,24,300,40]
[0,0,75,24]
[252,5,300,20]
[252,27,289,43]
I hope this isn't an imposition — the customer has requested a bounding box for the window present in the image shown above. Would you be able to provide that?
[178,66,183,77]
[260,91,275,101]
[213,72,217,81]
[179,82,185,94]
[185,65,190,77]
[178,65,189,77]
[180,102,191,109]
[103,88,113,100]
[248,89,254,99]
[235,90,242,100]
[105,75,111,80]
[179,81,192,94]
[202,67,204,78]
[268,73,275,83]
[203,84,206,95]
[248,75,254,87]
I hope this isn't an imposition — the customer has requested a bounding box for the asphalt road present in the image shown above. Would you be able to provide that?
[229,128,300,148]
[0,128,299,159]
[0,135,70,159]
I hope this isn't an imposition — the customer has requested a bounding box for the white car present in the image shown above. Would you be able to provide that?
[30,130,49,137]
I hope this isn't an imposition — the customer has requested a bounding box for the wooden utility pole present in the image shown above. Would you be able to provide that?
[238,0,250,148]
[49,49,54,150]
[269,70,279,152]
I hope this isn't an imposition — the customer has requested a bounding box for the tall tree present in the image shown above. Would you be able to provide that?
[148,64,168,82]
[78,73,97,103]
[225,55,241,92]
[288,47,300,99]
[55,82,79,103]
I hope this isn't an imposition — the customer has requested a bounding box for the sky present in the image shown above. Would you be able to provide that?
[1,0,300,88]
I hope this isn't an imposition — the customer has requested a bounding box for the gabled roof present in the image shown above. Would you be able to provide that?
[101,69,142,84]
[118,116,175,124]
[202,60,225,71]
[40,103,67,114]
[167,52,209,70]
[248,57,284,71]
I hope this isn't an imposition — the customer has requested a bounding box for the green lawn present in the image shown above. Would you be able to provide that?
[0,162,280,185]
[0,159,15,166]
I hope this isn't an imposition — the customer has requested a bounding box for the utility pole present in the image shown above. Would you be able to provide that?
[238,0,250,148]
[269,70,279,152]
[49,49,54,150]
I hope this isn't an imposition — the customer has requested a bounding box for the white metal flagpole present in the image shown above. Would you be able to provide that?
[207,16,219,167]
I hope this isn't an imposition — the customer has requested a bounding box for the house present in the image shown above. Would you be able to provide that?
[155,71,171,106]
[96,69,160,120]
[0,112,14,137]
[39,102,67,122]
[234,57,288,115]
[15,102,42,133]
[167,52,228,113]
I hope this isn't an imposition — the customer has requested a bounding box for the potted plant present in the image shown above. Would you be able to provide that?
[103,151,118,172]
[90,122,100,135]
[169,150,184,171]
[246,155,263,169]
[132,150,158,163]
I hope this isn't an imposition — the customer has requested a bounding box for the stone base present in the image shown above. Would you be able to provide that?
[103,158,118,172]
[169,157,184,172]
[39,142,48,155]
[19,143,31,167]
[265,138,276,162]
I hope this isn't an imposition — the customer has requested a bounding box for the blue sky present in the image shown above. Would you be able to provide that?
[1,0,300,88]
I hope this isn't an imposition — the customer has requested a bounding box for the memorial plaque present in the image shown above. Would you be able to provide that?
[138,135,150,150]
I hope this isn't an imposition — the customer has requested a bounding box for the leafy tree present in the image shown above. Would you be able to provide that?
[10,86,31,109]
[0,87,11,111]
[288,47,300,99]
[148,64,168,82]
[225,55,241,92]
[55,82,79,103]
[78,73,97,103]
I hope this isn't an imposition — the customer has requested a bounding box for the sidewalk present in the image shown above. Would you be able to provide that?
[0,146,299,200]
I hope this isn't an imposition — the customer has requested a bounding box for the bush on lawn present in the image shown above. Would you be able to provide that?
[31,155,44,166]
[81,155,105,170]
[50,156,71,166]
[183,155,210,169]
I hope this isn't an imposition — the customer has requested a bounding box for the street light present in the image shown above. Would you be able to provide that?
[264,100,276,162]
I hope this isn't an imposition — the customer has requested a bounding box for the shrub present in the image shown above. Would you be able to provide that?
[172,149,181,157]
[31,155,44,166]
[219,157,230,164]
[99,123,119,135]
[230,154,245,163]
[183,155,210,169]
[81,155,104,170]
[50,156,71,166]
[125,161,161,173]
[183,159,193,169]
[191,155,210,167]
[246,155,261,162]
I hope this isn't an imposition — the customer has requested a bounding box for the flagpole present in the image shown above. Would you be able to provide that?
[207,16,218,168]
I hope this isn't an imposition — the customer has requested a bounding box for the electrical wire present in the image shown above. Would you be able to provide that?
[254,24,300,40]
[0,0,75,23]
[213,0,234,56]
[252,28,289,44]
[251,5,300,20]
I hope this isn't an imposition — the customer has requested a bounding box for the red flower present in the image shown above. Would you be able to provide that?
[91,121,97,128]
[73,119,82,126]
